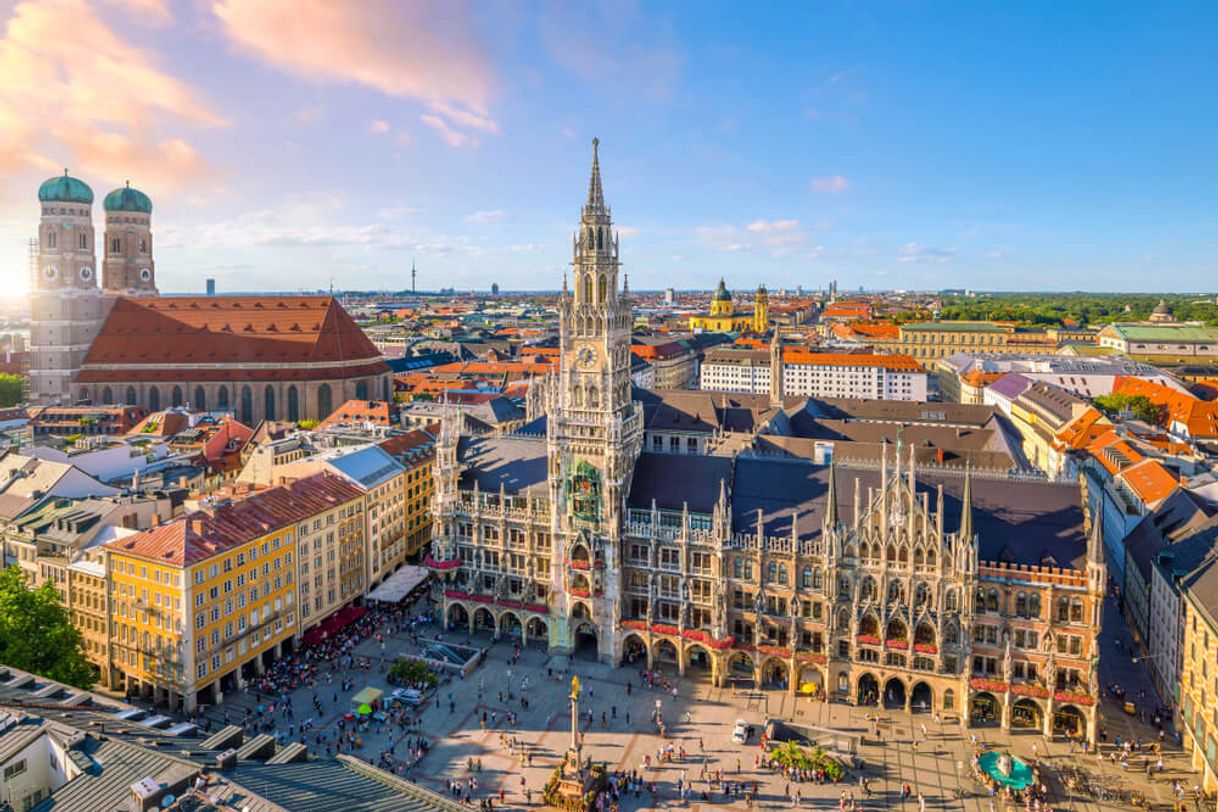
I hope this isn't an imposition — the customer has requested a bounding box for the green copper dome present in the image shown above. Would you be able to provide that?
[712,277,732,302]
[103,182,153,214]
[38,171,93,205]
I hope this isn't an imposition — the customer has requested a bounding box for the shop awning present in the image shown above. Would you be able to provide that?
[366,565,431,604]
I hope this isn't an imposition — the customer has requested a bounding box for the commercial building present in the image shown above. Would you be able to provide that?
[105,473,358,712]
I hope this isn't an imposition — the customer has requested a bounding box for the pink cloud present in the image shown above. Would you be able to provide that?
[811,175,849,193]
[0,0,224,188]
[213,0,498,145]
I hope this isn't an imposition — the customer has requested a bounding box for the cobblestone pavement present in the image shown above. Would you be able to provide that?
[181,593,1204,811]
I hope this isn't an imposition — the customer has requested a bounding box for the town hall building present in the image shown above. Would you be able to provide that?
[427,141,1106,739]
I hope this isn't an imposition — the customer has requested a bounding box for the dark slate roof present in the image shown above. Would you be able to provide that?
[457,435,547,495]
[988,372,1034,400]
[1124,490,1218,580]
[721,458,1086,567]
[731,456,833,542]
[1157,516,1218,588]
[804,397,1000,427]
[627,453,733,513]
[228,760,462,812]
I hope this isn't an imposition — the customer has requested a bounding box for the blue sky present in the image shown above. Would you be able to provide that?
[0,0,1215,296]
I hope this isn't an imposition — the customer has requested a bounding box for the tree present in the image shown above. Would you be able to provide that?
[0,373,23,407]
[0,566,95,688]
[1093,393,1163,424]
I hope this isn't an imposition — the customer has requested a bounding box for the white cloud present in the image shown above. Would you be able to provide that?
[616,226,640,237]
[421,114,474,148]
[368,120,391,135]
[810,175,849,194]
[746,219,799,233]
[898,242,960,264]
[465,209,510,224]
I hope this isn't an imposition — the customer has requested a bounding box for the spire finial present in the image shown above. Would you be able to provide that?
[586,137,604,211]
[64,168,69,177]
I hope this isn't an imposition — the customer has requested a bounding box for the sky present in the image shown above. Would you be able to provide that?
[0,1,1215,298]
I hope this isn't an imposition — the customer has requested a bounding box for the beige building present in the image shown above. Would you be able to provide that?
[1180,564,1218,793]
[290,477,367,632]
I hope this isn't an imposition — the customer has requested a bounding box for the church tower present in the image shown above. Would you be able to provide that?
[547,139,644,660]
[28,171,107,405]
[753,284,769,333]
[102,182,157,295]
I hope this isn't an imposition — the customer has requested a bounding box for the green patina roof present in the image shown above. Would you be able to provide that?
[38,171,93,205]
[1107,323,1218,342]
[901,321,1010,333]
[712,277,732,301]
[103,183,153,214]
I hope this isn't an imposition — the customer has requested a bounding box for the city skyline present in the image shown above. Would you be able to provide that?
[1,1,1216,298]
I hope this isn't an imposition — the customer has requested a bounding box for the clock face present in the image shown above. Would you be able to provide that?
[576,345,597,368]
[139,268,152,281]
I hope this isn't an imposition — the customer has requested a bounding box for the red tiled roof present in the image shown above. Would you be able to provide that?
[1113,377,1218,438]
[320,399,398,428]
[1117,459,1179,505]
[78,295,388,382]
[107,472,364,567]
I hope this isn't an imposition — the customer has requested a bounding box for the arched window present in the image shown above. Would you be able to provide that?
[194,386,206,411]
[1028,594,1041,618]
[582,276,592,302]
[986,589,999,612]
[125,386,137,406]
[860,577,876,602]
[79,387,89,403]
[171,385,182,408]
[356,380,368,400]
[317,384,332,420]
[1070,598,1084,623]
[1056,597,1070,622]
[240,386,253,424]
[945,589,959,612]
[1015,592,1028,617]
[111,237,121,253]
[914,583,930,606]
[943,689,955,710]
[264,385,276,421]
[78,233,87,250]
[139,238,147,253]
[812,568,823,590]
[598,274,607,302]
[102,386,112,404]
[47,231,56,249]
[148,387,160,412]
[288,386,300,422]
[217,386,229,412]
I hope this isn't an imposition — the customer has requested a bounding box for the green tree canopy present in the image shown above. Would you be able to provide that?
[1093,393,1163,424]
[0,373,23,407]
[0,566,95,688]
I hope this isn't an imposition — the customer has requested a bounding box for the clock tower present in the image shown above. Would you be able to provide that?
[546,139,643,660]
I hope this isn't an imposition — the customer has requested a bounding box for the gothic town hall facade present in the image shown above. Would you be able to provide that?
[428,142,1104,739]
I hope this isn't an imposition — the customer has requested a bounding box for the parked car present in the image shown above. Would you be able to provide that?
[389,688,424,707]
[731,719,749,744]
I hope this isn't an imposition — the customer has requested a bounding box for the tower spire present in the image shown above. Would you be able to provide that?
[585,137,605,213]
[959,464,974,542]
[825,453,839,528]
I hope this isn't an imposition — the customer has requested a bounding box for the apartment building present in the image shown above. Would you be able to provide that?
[699,345,927,401]
[105,473,356,712]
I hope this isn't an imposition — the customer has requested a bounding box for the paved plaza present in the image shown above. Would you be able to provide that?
[181,592,1206,811]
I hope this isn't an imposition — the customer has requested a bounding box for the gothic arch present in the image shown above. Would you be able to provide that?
[194,386,206,411]
[217,386,229,412]
[125,386,137,406]
[172,386,183,408]
[240,386,253,424]
[356,380,368,400]
[102,386,113,404]
[148,387,160,412]
[264,385,276,421]
[287,386,300,422]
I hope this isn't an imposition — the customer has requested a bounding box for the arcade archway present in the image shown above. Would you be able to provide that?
[573,622,598,660]
[883,678,906,709]
[446,603,469,632]
[857,673,879,706]
[911,681,933,713]
[970,691,1000,726]
[1011,698,1043,730]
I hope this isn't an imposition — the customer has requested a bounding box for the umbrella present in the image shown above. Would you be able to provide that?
[357,703,373,715]
[799,683,819,695]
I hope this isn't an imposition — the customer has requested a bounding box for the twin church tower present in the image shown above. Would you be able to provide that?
[28,173,158,405]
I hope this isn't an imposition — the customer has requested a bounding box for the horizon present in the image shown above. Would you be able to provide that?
[1,1,1215,298]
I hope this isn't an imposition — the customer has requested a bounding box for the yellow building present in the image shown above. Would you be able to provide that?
[689,278,769,334]
[105,473,359,712]
[1181,576,1218,793]
[378,428,437,561]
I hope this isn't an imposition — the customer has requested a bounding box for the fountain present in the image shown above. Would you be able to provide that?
[978,750,1034,791]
